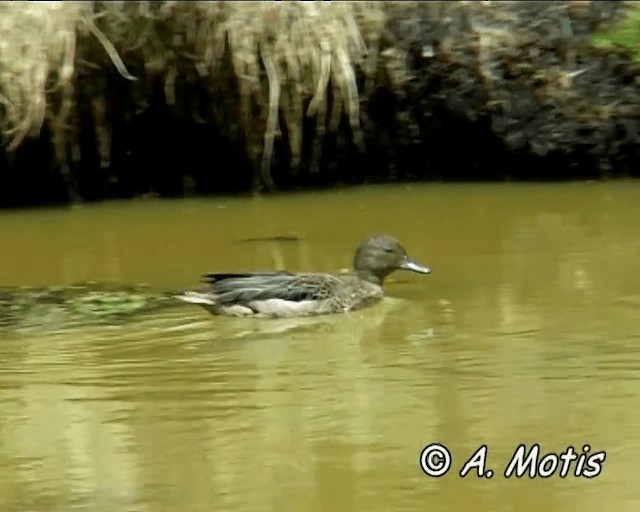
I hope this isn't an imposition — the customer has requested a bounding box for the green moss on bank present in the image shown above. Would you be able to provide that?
[592,3,640,63]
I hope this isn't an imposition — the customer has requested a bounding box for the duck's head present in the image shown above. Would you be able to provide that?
[353,235,431,285]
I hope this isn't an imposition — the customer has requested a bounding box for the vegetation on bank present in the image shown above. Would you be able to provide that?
[592,2,640,63]
[1,1,389,204]
[0,1,638,207]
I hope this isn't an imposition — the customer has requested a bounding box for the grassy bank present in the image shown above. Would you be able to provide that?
[0,1,638,207]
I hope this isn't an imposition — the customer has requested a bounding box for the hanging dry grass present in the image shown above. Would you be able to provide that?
[0,2,86,150]
[184,1,386,185]
[0,1,388,188]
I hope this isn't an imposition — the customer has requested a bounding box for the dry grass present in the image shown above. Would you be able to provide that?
[2,1,627,190]
[0,2,88,150]
[0,1,387,187]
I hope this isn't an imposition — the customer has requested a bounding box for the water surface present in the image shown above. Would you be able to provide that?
[1,182,640,511]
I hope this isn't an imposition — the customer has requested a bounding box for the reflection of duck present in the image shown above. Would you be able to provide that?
[175,235,431,318]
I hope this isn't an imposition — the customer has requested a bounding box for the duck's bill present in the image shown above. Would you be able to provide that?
[400,257,431,274]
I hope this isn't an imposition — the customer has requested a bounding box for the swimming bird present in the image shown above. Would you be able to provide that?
[175,235,431,318]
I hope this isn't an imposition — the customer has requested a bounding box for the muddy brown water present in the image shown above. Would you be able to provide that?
[1,182,640,512]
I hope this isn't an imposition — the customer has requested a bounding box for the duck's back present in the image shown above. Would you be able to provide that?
[203,271,383,317]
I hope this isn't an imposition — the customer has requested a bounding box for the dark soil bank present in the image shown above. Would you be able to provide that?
[1,1,638,208]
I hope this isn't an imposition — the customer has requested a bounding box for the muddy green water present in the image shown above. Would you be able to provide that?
[1,182,640,512]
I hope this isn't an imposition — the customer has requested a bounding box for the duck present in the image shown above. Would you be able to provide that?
[175,234,431,318]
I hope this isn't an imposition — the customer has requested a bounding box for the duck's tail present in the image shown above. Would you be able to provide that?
[173,291,216,306]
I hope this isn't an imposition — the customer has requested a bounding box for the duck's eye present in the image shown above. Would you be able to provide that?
[384,248,394,254]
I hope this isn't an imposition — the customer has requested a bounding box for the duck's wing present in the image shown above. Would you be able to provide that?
[202,272,336,305]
